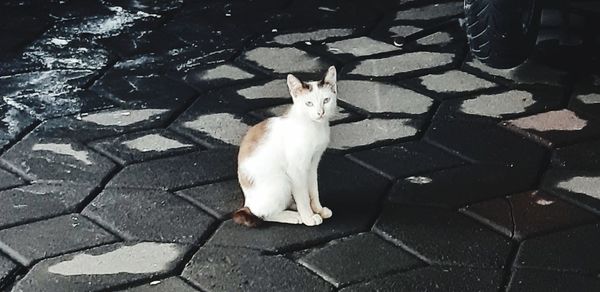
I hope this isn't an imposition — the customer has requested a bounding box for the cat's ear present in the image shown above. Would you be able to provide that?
[321,66,337,92]
[287,74,304,98]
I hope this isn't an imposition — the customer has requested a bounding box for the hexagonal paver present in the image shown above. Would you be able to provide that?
[175,180,244,219]
[11,242,189,292]
[348,140,464,180]
[464,58,568,87]
[507,269,600,292]
[569,75,600,117]
[241,47,331,74]
[90,72,197,110]
[551,139,600,171]
[436,88,564,122]
[182,246,332,292]
[271,28,354,45]
[0,134,117,185]
[107,150,237,190]
[416,31,453,46]
[0,103,37,151]
[388,25,422,38]
[89,129,198,165]
[299,233,422,287]
[120,277,199,292]
[0,183,96,229]
[206,155,390,252]
[83,188,215,244]
[374,205,513,268]
[0,214,118,266]
[413,70,498,99]
[236,79,289,100]
[394,2,463,21]
[503,109,600,147]
[326,37,399,57]
[515,222,600,273]
[337,80,433,115]
[181,63,261,91]
[340,266,503,292]
[541,168,600,214]
[0,254,17,288]
[347,52,454,77]
[462,190,597,240]
[175,112,251,146]
[33,108,174,142]
[0,168,23,190]
[330,118,421,150]
[388,163,541,207]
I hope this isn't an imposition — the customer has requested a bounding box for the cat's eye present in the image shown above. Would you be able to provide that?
[323,98,330,104]
[305,101,313,107]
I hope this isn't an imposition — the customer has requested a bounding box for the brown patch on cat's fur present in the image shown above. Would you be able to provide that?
[238,119,269,190]
[232,207,262,227]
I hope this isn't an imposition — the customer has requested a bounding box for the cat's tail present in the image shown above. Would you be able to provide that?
[232,207,262,228]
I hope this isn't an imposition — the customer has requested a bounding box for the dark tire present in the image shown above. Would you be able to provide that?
[464,0,541,69]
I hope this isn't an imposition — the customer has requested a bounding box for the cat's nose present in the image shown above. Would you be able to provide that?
[318,111,324,117]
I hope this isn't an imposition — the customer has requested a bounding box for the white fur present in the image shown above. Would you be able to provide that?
[239,66,337,226]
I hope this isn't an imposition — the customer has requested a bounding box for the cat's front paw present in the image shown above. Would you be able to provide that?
[302,214,323,226]
[319,207,332,219]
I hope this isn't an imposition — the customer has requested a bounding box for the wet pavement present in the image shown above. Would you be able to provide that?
[1,0,600,291]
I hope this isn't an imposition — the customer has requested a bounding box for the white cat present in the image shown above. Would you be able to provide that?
[233,66,337,227]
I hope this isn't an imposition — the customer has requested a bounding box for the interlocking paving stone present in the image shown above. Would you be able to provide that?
[569,75,600,117]
[340,266,503,292]
[507,269,600,292]
[374,205,513,268]
[34,107,173,142]
[415,70,498,98]
[299,233,422,287]
[240,47,331,75]
[0,70,109,119]
[182,246,332,292]
[464,58,568,87]
[174,112,252,147]
[348,140,464,180]
[0,168,23,190]
[388,25,422,38]
[436,88,565,122]
[394,2,463,21]
[330,118,421,150]
[426,118,547,166]
[416,31,453,46]
[89,129,197,165]
[0,254,17,288]
[83,188,215,244]
[515,222,600,273]
[119,277,199,292]
[108,150,237,190]
[462,190,597,240]
[0,103,37,151]
[347,51,455,77]
[207,155,390,252]
[11,242,189,292]
[180,63,261,92]
[326,37,399,57]
[0,134,117,184]
[175,180,244,220]
[270,28,354,45]
[389,161,542,207]
[236,79,289,100]
[0,183,96,229]
[542,168,600,214]
[90,72,197,110]
[503,109,600,147]
[337,80,433,115]
[551,139,600,171]
[0,214,117,266]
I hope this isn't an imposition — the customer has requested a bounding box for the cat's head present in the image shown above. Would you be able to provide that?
[286,66,337,122]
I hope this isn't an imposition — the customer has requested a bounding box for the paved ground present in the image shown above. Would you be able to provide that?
[1,0,600,291]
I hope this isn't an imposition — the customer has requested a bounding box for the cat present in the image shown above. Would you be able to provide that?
[233,66,338,227]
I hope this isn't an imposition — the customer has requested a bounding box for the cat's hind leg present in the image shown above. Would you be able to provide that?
[263,210,303,224]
